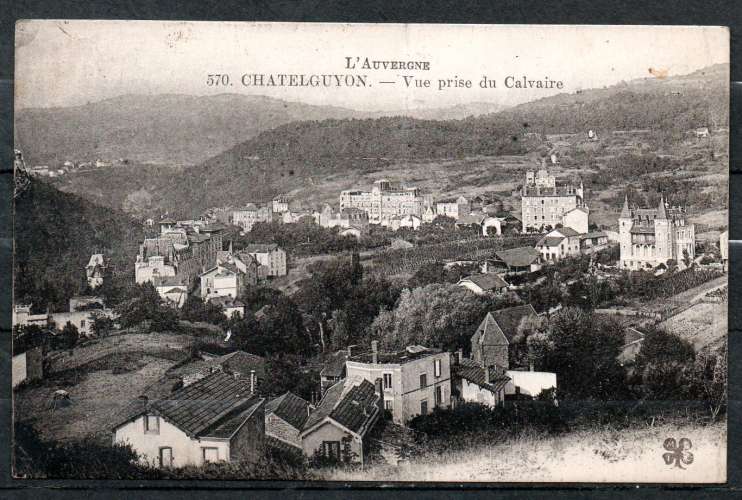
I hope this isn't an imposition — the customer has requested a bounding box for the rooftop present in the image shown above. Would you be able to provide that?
[459,273,509,291]
[303,377,379,436]
[243,243,279,253]
[453,358,510,393]
[349,345,442,365]
[495,247,541,268]
[265,392,311,430]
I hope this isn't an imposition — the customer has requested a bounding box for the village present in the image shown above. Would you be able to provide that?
[12,135,729,476]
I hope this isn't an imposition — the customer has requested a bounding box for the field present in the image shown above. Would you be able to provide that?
[659,290,728,352]
[14,332,193,444]
[327,422,726,483]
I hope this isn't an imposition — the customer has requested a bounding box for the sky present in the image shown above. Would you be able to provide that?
[15,21,729,111]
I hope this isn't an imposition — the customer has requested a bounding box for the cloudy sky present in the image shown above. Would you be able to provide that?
[15,21,728,111]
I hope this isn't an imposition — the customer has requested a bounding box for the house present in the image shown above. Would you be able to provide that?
[521,169,586,232]
[345,342,451,425]
[618,327,645,366]
[339,180,428,224]
[486,247,542,274]
[618,195,695,270]
[504,370,557,398]
[320,349,349,394]
[457,273,509,295]
[243,243,287,278]
[85,254,106,288]
[339,227,362,240]
[719,230,729,271]
[482,216,504,236]
[208,296,246,319]
[390,238,414,250]
[272,195,290,214]
[153,277,188,308]
[536,227,582,262]
[579,231,609,254]
[265,392,311,452]
[422,206,436,223]
[112,371,265,468]
[399,214,422,230]
[12,304,49,328]
[436,196,470,220]
[562,206,589,234]
[171,350,266,388]
[300,376,382,464]
[232,204,273,232]
[451,354,510,408]
[455,213,487,231]
[694,127,710,138]
[232,252,259,287]
[199,263,242,301]
[471,305,539,369]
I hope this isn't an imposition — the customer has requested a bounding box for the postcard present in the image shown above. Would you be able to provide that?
[12,21,728,483]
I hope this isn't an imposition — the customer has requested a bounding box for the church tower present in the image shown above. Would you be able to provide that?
[654,195,672,263]
[618,195,633,268]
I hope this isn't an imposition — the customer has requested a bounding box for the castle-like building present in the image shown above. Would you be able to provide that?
[618,195,695,270]
[521,169,587,233]
[339,179,432,224]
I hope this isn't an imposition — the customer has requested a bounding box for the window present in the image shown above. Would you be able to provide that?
[384,400,393,410]
[159,447,173,468]
[434,359,441,378]
[202,447,219,463]
[383,373,393,390]
[419,373,427,389]
[420,399,428,415]
[144,415,160,434]
[80,319,86,328]
[322,441,341,460]
[435,385,443,406]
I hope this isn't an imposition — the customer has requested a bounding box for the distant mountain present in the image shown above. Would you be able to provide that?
[14,94,364,166]
[43,64,728,219]
[371,102,508,121]
[14,178,144,312]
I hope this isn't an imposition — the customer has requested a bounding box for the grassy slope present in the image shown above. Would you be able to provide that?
[327,422,726,483]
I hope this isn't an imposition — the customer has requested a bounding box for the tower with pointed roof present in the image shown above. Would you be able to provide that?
[654,195,672,263]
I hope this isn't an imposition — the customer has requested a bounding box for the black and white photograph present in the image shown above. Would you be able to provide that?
[11,21,729,482]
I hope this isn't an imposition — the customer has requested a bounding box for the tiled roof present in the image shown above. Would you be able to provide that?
[565,206,589,215]
[214,350,266,380]
[490,305,538,343]
[265,392,310,430]
[580,231,607,240]
[112,371,262,438]
[303,377,379,436]
[460,273,509,291]
[350,346,441,365]
[208,296,245,308]
[472,313,509,346]
[554,227,580,237]
[320,350,348,378]
[495,247,540,268]
[453,358,510,393]
[630,225,656,234]
[456,214,487,226]
[536,236,566,247]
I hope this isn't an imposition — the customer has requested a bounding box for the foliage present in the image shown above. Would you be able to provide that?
[261,354,321,402]
[614,268,723,302]
[181,295,226,326]
[115,282,179,332]
[57,322,80,350]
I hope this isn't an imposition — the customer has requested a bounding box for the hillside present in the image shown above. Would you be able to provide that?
[14,178,144,312]
[44,64,728,219]
[14,94,362,166]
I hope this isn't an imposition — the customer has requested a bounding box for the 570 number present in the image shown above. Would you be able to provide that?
[206,74,231,86]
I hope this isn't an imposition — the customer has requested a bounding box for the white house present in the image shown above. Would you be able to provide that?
[199,263,242,301]
[243,244,287,277]
[562,206,589,235]
[208,296,246,319]
[399,214,422,230]
[112,371,265,468]
[482,217,504,236]
[457,274,509,295]
[452,356,510,407]
[536,227,582,262]
[504,370,557,398]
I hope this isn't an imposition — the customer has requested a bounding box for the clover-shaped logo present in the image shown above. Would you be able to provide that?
[663,437,693,469]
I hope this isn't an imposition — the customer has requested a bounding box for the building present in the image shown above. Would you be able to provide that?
[471,305,539,369]
[345,342,451,425]
[521,169,585,232]
[208,296,246,319]
[85,254,106,289]
[618,195,695,270]
[340,180,430,224]
[242,243,287,277]
[398,214,422,230]
[232,204,273,232]
[320,349,349,394]
[112,371,265,467]
[482,216,504,236]
[339,227,362,240]
[272,195,290,214]
[436,196,470,220]
[199,263,243,301]
[12,346,43,389]
[562,206,589,234]
[485,247,542,274]
[171,350,265,388]
[504,370,557,398]
[153,277,188,308]
[12,304,49,328]
[451,354,510,408]
[455,213,488,231]
[422,206,436,223]
[579,231,609,254]
[300,376,382,464]
[536,227,582,262]
[457,273,509,295]
[719,230,729,271]
[265,392,311,452]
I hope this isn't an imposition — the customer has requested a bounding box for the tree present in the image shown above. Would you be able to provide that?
[684,345,727,420]
[90,313,114,337]
[512,315,547,369]
[58,321,80,350]
[181,295,226,326]
[539,308,627,400]
[682,248,692,268]
[370,283,491,351]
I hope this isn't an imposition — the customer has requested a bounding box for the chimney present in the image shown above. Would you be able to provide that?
[371,341,378,364]
[347,345,353,357]
[249,370,255,393]
[484,366,491,385]
[233,371,240,380]
[457,349,463,365]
